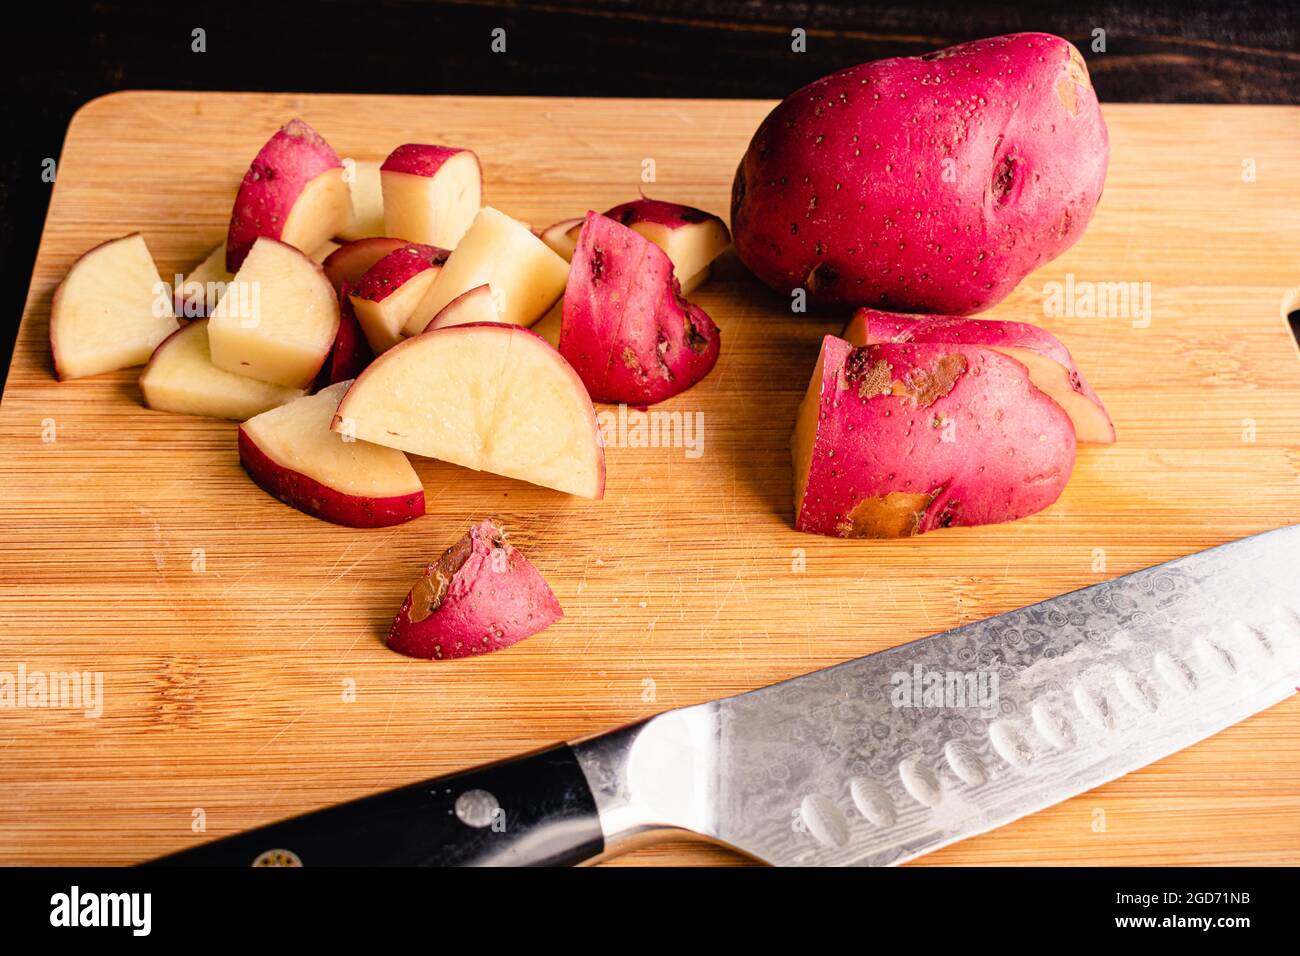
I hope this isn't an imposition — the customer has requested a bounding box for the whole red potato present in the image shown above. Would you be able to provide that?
[731,33,1109,314]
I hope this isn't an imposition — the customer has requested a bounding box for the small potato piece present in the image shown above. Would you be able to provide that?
[388,519,563,660]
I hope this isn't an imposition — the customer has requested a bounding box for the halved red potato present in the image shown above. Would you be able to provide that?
[602,199,731,294]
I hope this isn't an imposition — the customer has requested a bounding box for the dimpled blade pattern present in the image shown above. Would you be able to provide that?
[710,526,1300,866]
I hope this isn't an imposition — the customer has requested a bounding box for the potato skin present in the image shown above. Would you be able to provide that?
[844,308,1113,442]
[236,425,424,528]
[388,520,563,660]
[793,336,1075,537]
[732,33,1109,314]
[560,211,720,405]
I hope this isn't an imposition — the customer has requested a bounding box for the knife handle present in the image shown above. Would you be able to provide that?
[147,744,604,867]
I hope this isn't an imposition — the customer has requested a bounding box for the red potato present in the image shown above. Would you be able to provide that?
[349,243,450,352]
[207,237,340,388]
[239,381,424,528]
[314,285,374,389]
[539,217,584,261]
[322,237,408,294]
[141,320,304,419]
[388,519,563,660]
[732,33,1109,314]
[559,211,720,405]
[380,144,482,249]
[226,119,353,272]
[792,335,1076,538]
[50,233,179,381]
[423,284,499,331]
[333,322,605,500]
[843,309,1115,443]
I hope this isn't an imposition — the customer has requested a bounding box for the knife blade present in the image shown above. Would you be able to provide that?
[152,525,1300,866]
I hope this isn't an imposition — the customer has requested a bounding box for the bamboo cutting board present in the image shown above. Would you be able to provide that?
[1,92,1298,866]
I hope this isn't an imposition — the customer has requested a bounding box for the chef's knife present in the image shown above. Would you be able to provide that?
[152,525,1300,866]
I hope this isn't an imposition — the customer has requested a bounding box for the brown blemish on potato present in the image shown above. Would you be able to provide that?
[893,353,968,407]
[843,349,894,399]
[839,490,936,538]
[408,533,475,624]
[684,315,709,353]
[1056,44,1090,116]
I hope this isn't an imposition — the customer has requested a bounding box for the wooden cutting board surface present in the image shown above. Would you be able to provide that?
[1,92,1298,866]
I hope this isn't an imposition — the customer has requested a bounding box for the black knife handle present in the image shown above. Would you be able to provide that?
[148,743,604,867]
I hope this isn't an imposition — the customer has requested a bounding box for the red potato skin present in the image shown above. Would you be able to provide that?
[322,237,408,293]
[226,119,343,273]
[795,336,1075,537]
[732,33,1109,314]
[845,308,1113,439]
[314,284,374,389]
[350,243,449,302]
[560,211,720,405]
[236,426,424,528]
[603,198,727,232]
[381,143,477,177]
[388,520,563,660]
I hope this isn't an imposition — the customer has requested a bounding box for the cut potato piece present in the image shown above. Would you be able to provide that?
[226,119,351,272]
[175,241,232,319]
[334,323,604,499]
[207,237,340,388]
[322,236,408,294]
[404,207,569,335]
[603,199,731,294]
[50,233,179,381]
[388,519,563,660]
[337,160,385,241]
[539,217,584,261]
[140,320,303,419]
[423,283,500,332]
[239,381,424,528]
[381,145,482,248]
[349,243,450,352]
[314,287,374,389]
[792,335,1075,538]
[842,309,1116,443]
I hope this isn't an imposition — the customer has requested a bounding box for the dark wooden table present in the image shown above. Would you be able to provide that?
[3,0,1297,376]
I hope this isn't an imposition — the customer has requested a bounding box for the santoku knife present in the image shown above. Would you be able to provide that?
[153,525,1300,866]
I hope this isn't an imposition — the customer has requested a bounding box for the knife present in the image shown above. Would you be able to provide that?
[151,525,1300,866]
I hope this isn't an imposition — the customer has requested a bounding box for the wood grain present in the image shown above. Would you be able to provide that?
[1,92,1298,866]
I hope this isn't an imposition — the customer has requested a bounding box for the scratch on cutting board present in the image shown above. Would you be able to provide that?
[267,532,397,623]
[253,711,304,756]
